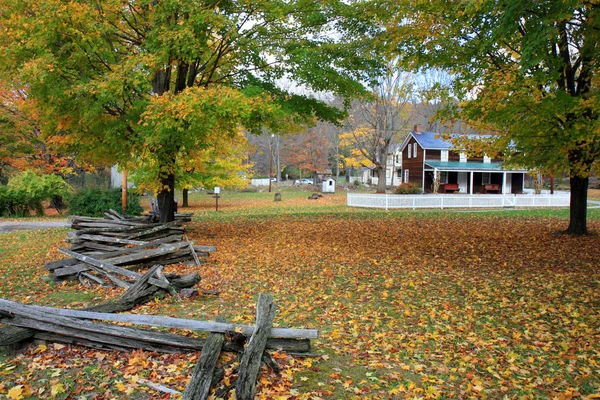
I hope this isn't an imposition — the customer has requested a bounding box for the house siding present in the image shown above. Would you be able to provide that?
[427,150,441,160]
[402,137,424,186]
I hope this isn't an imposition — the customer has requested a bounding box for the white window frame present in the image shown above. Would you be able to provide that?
[483,155,491,164]
[441,150,449,162]
[440,171,449,184]
[404,169,409,183]
[408,144,412,159]
[459,152,467,162]
[413,143,417,158]
[482,172,491,185]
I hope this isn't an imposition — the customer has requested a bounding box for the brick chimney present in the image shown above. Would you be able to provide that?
[413,124,422,134]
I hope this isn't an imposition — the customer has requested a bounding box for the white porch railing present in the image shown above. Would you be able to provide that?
[347,193,571,210]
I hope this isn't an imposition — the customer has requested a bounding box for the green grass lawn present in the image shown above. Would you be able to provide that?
[1,188,600,399]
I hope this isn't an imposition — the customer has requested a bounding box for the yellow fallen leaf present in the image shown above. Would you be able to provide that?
[7,385,24,400]
[51,382,65,397]
[33,344,47,354]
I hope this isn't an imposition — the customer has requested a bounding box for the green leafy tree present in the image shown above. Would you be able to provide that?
[5,171,72,216]
[0,0,382,222]
[387,1,600,234]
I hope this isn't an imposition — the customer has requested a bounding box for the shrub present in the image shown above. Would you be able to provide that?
[0,186,31,217]
[394,182,422,194]
[3,171,72,216]
[68,188,143,217]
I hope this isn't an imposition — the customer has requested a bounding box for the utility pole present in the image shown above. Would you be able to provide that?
[268,134,274,193]
[121,169,127,214]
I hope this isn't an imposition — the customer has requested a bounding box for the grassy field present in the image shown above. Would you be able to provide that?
[1,189,600,399]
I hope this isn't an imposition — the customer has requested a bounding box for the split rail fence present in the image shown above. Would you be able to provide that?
[347,192,571,210]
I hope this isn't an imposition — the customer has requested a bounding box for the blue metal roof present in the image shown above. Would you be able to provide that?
[411,131,452,149]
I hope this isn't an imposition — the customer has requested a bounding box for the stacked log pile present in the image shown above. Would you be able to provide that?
[45,211,215,286]
[0,293,317,400]
[0,266,201,348]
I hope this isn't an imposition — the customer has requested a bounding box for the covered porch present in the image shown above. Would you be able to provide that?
[424,162,527,194]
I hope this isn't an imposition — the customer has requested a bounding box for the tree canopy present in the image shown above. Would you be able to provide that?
[387,0,600,234]
[0,0,383,220]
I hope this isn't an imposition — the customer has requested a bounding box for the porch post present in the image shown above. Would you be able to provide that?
[502,172,507,194]
[469,171,474,194]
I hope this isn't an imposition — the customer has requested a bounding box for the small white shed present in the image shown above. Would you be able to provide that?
[322,178,336,193]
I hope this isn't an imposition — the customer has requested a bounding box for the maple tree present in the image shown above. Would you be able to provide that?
[386,0,600,234]
[283,127,331,181]
[0,0,382,222]
[173,128,253,206]
[341,69,413,193]
[0,83,76,178]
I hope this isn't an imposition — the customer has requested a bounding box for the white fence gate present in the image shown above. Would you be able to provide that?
[347,193,571,210]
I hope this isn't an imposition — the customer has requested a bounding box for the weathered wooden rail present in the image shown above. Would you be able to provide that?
[46,210,215,286]
[0,293,317,400]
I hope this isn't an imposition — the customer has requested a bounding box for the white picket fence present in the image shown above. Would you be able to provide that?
[347,192,571,210]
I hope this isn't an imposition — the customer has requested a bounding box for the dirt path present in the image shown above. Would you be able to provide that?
[0,220,70,234]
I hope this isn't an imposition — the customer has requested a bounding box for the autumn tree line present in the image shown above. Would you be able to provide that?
[0,0,598,234]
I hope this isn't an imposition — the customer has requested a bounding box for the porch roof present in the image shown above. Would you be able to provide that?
[425,161,527,172]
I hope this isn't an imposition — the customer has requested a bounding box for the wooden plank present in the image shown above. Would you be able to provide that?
[79,235,183,260]
[75,234,147,246]
[88,266,131,289]
[108,209,126,220]
[236,293,277,400]
[0,299,318,339]
[0,274,199,348]
[6,317,204,353]
[127,221,183,240]
[79,272,106,286]
[193,245,217,252]
[69,242,125,252]
[58,248,141,280]
[182,332,225,400]
[185,235,201,267]
[44,258,79,271]
[55,250,173,289]
[104,212,120,221]
[154,266,181,297]
[100,242,190,266]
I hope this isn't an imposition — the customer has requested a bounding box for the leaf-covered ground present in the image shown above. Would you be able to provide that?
[1,190,600,399]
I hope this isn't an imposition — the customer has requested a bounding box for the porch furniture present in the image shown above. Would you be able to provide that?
[443,183,459,193]
[484,184,501,194]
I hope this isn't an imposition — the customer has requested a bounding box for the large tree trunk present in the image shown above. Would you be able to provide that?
[157,173,176,223]
[182,188,189,208]
[565,175,588,235]
[375,166,386,194]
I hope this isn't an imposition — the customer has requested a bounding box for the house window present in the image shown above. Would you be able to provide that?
[397,169,402,178]
[404,169,409,183]
[386,169,391,178]
[459,152,467,162]
[413,143,417,158]
[440,171,449,184]
[408,144,412,159]
[441,150,448,162]
[482,172,491,185]
[483,155,491,164]
[395,154,400,164]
